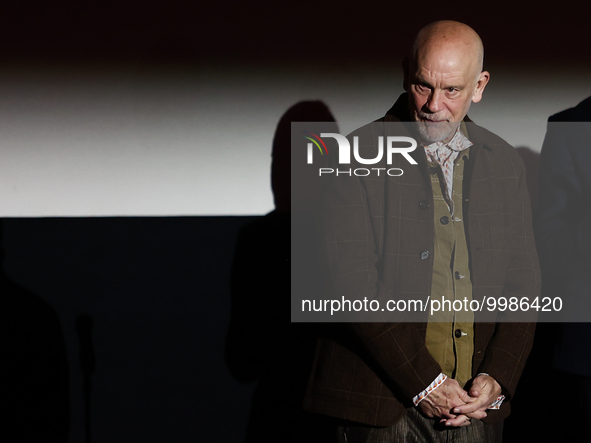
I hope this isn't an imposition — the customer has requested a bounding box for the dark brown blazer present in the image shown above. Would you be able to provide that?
[303,94,540,426]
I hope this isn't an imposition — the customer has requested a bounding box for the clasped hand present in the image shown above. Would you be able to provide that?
[417,375,501,427]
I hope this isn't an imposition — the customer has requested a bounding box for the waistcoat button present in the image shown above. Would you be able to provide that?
[419,200,430,210]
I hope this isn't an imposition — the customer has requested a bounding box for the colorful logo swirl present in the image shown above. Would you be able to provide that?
[303,131,328,155]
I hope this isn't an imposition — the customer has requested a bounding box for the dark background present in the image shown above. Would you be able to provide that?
[1,1,589,66]
[0,1,588,442]
[3,216,256,442]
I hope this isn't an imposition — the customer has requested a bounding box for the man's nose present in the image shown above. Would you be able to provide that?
[425,90,444,113]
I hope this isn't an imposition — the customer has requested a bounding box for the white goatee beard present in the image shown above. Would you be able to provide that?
[416,118,459,144]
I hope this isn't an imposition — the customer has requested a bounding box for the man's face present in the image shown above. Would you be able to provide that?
[405,46,488,144]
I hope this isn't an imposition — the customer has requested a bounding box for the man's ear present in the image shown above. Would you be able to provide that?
[471,71,490,104]
[402,57,410,92]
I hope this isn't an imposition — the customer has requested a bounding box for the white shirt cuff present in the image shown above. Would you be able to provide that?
[488,395,505,409]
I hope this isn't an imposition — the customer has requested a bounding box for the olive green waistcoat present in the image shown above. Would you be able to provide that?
[425,148,474,388]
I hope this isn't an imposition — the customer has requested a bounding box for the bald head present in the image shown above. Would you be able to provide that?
[412,21,484,78]
[404,21,490,143]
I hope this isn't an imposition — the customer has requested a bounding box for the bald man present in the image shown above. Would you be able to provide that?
[303,21,539,442]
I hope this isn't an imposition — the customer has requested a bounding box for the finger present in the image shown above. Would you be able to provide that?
[439,409,457,420]
[469,384,489,398]
[457,390,473,403]
[466,410,487,420]
[449,384,472,403]
[444,414,473,427]
[453,397,488,414]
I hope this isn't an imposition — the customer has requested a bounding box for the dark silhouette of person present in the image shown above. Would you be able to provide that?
[225,101,337,442]
[535,96,591,441]
[0,222,70,441]
[501,146,547,443]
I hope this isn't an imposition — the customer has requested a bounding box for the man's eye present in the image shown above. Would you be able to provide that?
[447,87,458,94]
